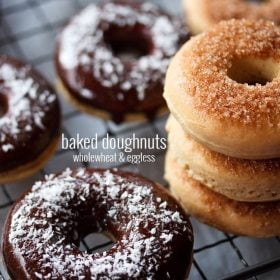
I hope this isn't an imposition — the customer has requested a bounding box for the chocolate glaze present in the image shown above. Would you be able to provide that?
[3,168,193,279]
[55,1,189,123]
[0,56,61,172]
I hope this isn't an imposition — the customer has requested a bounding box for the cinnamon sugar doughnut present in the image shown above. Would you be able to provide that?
[165,151,280,237]
[0,56,61,183]
[164,19,280,160]
[3,168,193,280]
[167,115,280,202]
[56,1,189,123]
[184,0,280,34]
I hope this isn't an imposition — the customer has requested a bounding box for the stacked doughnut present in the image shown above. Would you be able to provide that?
[184,0,280,34]
[164,19,280,237]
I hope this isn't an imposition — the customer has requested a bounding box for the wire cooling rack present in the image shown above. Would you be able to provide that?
[0,0,279,279]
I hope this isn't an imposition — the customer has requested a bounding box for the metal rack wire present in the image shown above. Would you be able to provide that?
[0,1,279,279]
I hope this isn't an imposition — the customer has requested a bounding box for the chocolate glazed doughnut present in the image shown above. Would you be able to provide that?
[3,168,193,280]
[55,1,189,123]
[0,56,61,183]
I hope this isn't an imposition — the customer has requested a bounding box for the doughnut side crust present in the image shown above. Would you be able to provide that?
[164,20,280,159]
[3,168,193,280]
[167,115,280,202]
[57,78,168,123]
[0,136,59,184]
[165,151,280,237]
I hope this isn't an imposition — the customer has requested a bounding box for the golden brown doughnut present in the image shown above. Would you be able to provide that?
[165,151,280,238]
[167,115,280,202]
[184,0,280,34]
[164,19,280,160]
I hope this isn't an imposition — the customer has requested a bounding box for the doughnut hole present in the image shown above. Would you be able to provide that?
[80,232,115,254]
[0,93,8,117]
[75,209,117,254]
[227,58,279,86]
[103,24,153,61]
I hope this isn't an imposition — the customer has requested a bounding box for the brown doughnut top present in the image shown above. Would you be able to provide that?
[204,0,280,24]
[55,1,189,122]
[180,19,280,127]
[0,56,60,172]
[3,168,193,280]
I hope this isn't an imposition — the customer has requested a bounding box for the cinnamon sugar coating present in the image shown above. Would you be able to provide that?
[180,19,280,127]
[205,0,280,24]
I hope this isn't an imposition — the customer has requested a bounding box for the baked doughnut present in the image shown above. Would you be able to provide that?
[167,115,280,202]
[0,56,60,184]
[3,168,193,280]
[164,19,280,160]
[184,0,280,34]
[165,151,280,237]
[56,1,189,123]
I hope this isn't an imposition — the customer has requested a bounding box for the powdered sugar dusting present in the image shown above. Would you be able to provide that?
[7,168,193,279]
[58,2,186,101]
[0,62,57,153]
